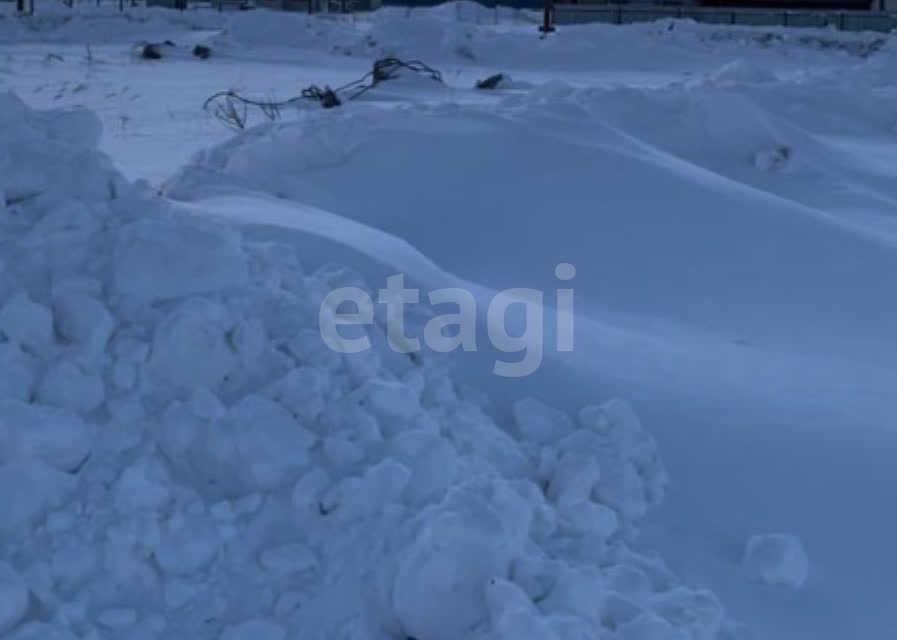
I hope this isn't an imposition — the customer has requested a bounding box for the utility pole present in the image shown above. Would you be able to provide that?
[539,0,556,35]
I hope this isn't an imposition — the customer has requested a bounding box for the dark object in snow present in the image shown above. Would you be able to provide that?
[363,57,443,90]
[192,45,212,60]
[136,43,163,60]
[134,41,174,60]
[203,56,443,128]
[753,144,793,172]
[302,85,342,109]
[475,73,507,90]
[134,41,212,62]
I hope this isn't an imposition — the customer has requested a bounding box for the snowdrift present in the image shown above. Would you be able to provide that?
[515,77,897,227]
[165,92,897,369]
[210,7,690,68]
[207,4,893,70]
[0,91,744,640]
[0,6,225,45]
[3,6,897,639]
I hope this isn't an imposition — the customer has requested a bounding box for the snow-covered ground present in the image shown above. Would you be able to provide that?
[1,3,896,640]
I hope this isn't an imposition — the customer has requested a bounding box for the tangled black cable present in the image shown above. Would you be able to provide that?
[204,57,443,130]
[338,57,443,100]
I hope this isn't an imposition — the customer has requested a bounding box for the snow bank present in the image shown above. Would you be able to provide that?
[163,84,897,357]
[164,108,373,200]
[205,2,892,71]
[165,47,896,226]
[493,75,897,229]
[4,1,890,68]
[0,90,742,639]
[0,5,225,45]
[210,5,502,64]
[212,8,360,52]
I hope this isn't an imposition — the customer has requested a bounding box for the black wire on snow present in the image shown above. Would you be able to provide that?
[337,57,443,101]
[203,57,443,130]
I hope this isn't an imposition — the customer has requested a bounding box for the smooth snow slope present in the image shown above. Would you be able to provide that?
[166,99,897,364]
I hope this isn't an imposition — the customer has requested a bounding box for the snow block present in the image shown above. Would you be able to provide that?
[743,533,809,588]
[36,360,105,413]
[0,293,55,356]
[648,587,725,636]
[0,399,92,472]
[4,623,78,640]
[153,514,220,575]
[259,543,317,576]
[485,577,557,640]
[393,481,527,640]
[180,394,316,496]
[0,459,76,532]
[114,457,173,514]
[512,397,574,444]
[0,343,37,402]
[114,217,248,302]
[0,562,29,635]
[52,292,115,355]
[147,298,236,391]
[220,619,286,640]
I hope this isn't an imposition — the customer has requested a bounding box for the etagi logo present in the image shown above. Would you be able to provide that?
[318,263,576,378]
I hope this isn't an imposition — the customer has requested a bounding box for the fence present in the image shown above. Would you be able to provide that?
[554,4,897,31]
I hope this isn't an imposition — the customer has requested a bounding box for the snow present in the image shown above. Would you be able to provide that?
[53,289,116,356]
[0,293,55,357]
[0,87,733,640]
[96,607,139,629]
[0,5,226,45]
[36,360,106,413]
[0,458,76,532]
[0,399,93,471]
[220,619,287,640]
[0,342,38,401]
[0,4,895,640]
[742,533,809,589]
[113,217,249,301]
[0,562,29,635]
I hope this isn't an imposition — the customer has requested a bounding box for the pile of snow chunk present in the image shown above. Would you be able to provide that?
[0,91,735,640]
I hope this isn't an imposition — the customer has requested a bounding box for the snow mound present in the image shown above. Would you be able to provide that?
[0,91,738,639]
[694,24,889,60]
[508,81,798,172]
[171,81,810,207]
[211,6,486,63]
[707,58,779,86]
[0,562,29,634]
[163,109,373,201]
[211,8,360,52]
[742,533,809,589]
[0,6,225,45]
[204,2,888,73]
